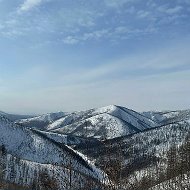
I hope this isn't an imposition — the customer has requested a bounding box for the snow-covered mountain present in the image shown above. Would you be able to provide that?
[15,105,158,140]
[0,111,32,121]
[76,120,190,189]
[46,105,158,139]
[31,129,100,147]
[2,105,190,189]
[0,115,109,189]
[17,111,67,130]
[142,109,190,125]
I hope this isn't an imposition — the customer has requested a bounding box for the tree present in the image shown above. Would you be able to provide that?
[39,170,58,190]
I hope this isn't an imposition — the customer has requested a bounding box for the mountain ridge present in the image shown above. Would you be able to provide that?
[16,105,190,140]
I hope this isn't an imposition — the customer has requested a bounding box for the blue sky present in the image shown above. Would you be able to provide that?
[0,0,190,114]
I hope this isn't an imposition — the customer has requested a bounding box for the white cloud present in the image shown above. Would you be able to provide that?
[82,29,110,40]
[0,0,187,43]
[45,38,190,89]
[158,5,183,15]
[0,23,4,30]
[20,0,43,12]
[165,6,183,14]
[62,26,157,45]
[137,10,150,18]
[62,29,110,45]
[62,36,79,45]
[104,0,134,8]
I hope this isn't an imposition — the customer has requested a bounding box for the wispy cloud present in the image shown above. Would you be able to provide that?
[0,0,189,44]
[137,10,150,19]
[104,0,133,8]
[23,39,190,87]
[166,6,183,14]
[62,36,79,45]
[3,39,188,96]
[62,29,110,44]
[19,0,43,12]
[158,5,183,14]
[61,25,158,45]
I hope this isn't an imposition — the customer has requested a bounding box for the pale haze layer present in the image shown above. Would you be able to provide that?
[0,0,190,114]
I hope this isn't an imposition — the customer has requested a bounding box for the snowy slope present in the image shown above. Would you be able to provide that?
[0,111,32,121]
[17,111,67,130]
[77,121,190,189]
[2,152,109,189]
[143,109,190,125]
[0,115,109,185]
[149,173,190,190]
[48,105,158,139]
[32,129,100,146]
[1,106,190,189]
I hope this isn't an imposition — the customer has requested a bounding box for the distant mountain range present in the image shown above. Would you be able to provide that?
[17,111,67,130]
[17,105,158,139]
[1,105,190,189]
[0,111,32,121]
[143,109,190,125]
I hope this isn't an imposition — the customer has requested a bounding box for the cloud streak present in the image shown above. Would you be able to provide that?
[19,0,43,12]
[0,0,189,44]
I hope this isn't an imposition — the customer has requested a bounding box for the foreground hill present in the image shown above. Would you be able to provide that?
[0,115,109,189]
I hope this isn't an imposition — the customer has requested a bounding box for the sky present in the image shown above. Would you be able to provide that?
[0,0,190,114]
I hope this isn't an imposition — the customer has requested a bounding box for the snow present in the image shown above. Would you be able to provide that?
[1,106,190,189]
[53,113,130,139]
[19,111,66,123]
[142,109,190,125]
[149,173,190,190]
[15,105,159,140]
[47,117,67,130]
[34,130,93,145]
[93,105,117,114]
[48,105,158,139]
[0,116,64,164]
[3,153,109,189]
[0,115,109,185]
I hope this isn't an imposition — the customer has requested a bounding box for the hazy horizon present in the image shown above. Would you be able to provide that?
[1,103,190,116]
[0,0,190,114]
